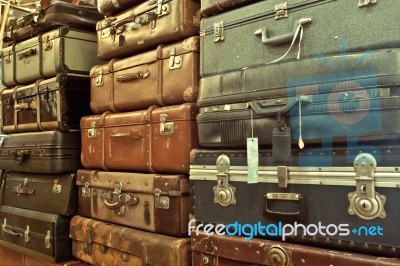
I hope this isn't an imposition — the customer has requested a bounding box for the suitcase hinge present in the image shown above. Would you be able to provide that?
[213,155,236,207]
[348,153,386,220]
[88,122,97,139]
[95,69,104,87]
[159,114,174,135]
[82,182,91,197]
[24,226,30,243]
[265,245,293,266]
[169,48,182,70]
[213,21,224,42]
[358,0,377,7]
[52,179,62,193]
[154,189,169,209]
[275,2,288,20]
[277,166,288,188]
[200,239,218,266]
[83,227,94,254]
[45,230,51,249]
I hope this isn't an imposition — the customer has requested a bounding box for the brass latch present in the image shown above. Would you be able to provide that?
[82,182,90,197]
[154,189,170,209]
[169,48,182,70]
[53,179,62,193]
[159,114,174,135]
[213,155,236,207]
[348,153,386,220]
[358,0,377,7]
[24,226,30,243]
[95,69,104,87]
[213,21,224,42]
[45,230,51,249]
[88,122,97,139]
[275,2,288,19]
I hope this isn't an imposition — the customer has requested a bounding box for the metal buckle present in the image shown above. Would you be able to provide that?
[159,114,174,135]
[169,48,182,70]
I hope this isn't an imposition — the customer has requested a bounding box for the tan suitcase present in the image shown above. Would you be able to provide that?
[90,36,199,114]
[96,0,200,60]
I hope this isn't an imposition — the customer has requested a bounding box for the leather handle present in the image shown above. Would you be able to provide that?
[102,193,139,210]
[10,150,30,163]
[111,130,141,140]
[254,18,312,45]
[113,13,154,30]
[116,69,150,82]
[14,187,35,195]
[2,227,23,238]
[248,96,310,116]
[265,193,307,222]
[14,101,37,110]
[18,48,36,60]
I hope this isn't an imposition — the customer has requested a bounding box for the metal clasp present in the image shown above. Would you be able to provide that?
[358,0,377,7]
[169,48,182,70]
[82,182,91,197]
[24,226,30,243]
[159,114,174,135]
[45,230,51,249]
[88,122,97,139]
[213,155,236,207]
[95,69,104,87]
[277,166,288,188]
[348,153,386,220]
[53,179,61,193]
[275,2,288,19]
[154,189,169,209]
[213,21,224,42]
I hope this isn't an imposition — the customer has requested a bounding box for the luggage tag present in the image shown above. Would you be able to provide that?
[247,108,258,184]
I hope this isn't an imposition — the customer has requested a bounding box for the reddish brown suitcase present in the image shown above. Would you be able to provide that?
[80,103,198,174]
[96,0,200,60]
[191,230,400,266]
[90,36,199,114]
[70,216,191,266]
[201,0,261,17]
[77,169,190,237]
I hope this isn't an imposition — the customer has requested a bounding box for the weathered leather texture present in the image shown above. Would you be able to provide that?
[0,205,72,263]
[1,171,77,216]
[0,131,81,174]
[97,0,142,16]
[80,103,198,174]
[1,26,102,87]
[96,0,200,60]
[192,231,400,266]
[76,169,190,236]
[1,73,91,134]
[90,36,200,114]
[70,216,191,266]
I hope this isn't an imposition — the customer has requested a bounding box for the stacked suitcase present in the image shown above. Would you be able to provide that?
[190,0,400,265]
[0,2,102,264]
[69,0,200,265]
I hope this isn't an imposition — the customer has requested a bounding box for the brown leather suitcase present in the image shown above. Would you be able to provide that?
[191,230,400,266]
[80,103,198,174]
[96,0,142,16]
[1,73,91,134]
[90,36,199,114]
[70,216,191,266]
[77,169,190,236]
[96,0,200,60]
[201,0,262,17]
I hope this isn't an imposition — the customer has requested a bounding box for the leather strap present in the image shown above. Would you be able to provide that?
[145,105,157,173]
[108,58,118,113]
[100,111,110,171]
[155,45,165,106]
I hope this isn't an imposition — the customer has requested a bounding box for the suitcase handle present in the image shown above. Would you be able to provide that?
[10,150,30,163]
[2,226,23,239]
[249,96,310,116]
[265,193,307,222]
[17,48,37,60]
[13,186,35,195]
[102,193,140,210]
[111,131,142,140]
[254,18,312,46]
[116,70,150,82]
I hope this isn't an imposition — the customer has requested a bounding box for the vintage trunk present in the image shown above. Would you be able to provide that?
[4,3,102,43]
[1,73,91,134]
[96,0,200,60]
[191,230,400,266]
[0,131,81,174]
[200,0,400,78]
[0,206,72,263]
[190,151,400,258]
[197,48,400,147]
[70,216,191,266]
[1,26,102,87]
[1,171,77,216]
[80,103,198,174]
[96,0,142,16]
[201,0,262,17]
[90,37,199,114]
[77,169,190,236]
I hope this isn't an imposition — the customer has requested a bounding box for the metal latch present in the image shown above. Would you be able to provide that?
[154,189,169,209]
[82,182,91,197]
[45,230,51,249]
[159,114,174,135]
[213,155,236,207]
[88,122,97,139]
[24,226,30,243]
[266,245,293,266]
[95,69,104,86]
[358,0,377,7]
[213,21,224,42]
[100,181,140,216]
[348,153,386,220]
[53,179,62,193]
[275,2,288,19]
[277,166,288,188]
[200,239,218,266]
[169,48,182,70]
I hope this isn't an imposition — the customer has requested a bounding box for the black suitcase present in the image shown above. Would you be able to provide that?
[0,131,81,174]
[1,73,91,134]
[197,48,400,148]
[190,151,400,258]
[0,205,72,263]
[3,2,102,43]
[1,171,77,216]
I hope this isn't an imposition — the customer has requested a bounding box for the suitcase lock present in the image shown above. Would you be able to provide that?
[348,153,386,220]
[100,181,139,216]
[266,245,292,266]
[213,155,236,207]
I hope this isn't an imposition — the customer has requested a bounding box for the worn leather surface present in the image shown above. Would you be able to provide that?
[201,0,260,17]
[97,0,141,16]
